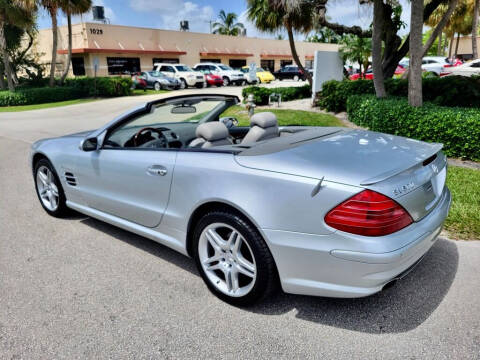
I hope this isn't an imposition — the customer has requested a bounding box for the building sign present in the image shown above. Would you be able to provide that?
[89,28,104,35]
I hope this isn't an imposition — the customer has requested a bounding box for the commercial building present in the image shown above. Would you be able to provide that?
[450,35,480,60]
[33,22,339,77]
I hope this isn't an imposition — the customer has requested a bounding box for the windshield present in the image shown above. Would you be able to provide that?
[219,65,232,71]
[175,65,193,72]
[257,68,265,72]
[149,71,165,78]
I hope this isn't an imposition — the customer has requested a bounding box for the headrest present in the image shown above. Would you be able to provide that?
[250,112,278,128]
[195,122,229,141]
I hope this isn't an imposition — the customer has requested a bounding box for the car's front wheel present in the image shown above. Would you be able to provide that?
[180,79,187,89]
[34,158,69,217]
[154,82,162,91]
[293,75,299,81]
[223,77,230,86]
[193,210,277,306]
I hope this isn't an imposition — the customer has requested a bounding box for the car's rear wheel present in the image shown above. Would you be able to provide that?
[180,79,187,89]
[34,159,69,217]
[154,82,162,91]
[193,211,277,306]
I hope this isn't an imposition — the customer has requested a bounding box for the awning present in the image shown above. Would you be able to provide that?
[260,53,292,58]
[57,48,186,55]
[305,55,314,60]
[199,47,253,57]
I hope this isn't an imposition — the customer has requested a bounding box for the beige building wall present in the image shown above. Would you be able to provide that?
[33,22,339,77]
[448,35,480,59]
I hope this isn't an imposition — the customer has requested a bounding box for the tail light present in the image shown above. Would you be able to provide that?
[324,190,413,236]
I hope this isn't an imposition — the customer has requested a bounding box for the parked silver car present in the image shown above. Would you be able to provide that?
[30,94,451,305]
[141,71,180,91]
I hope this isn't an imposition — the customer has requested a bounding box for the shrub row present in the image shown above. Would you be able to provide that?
[242,84,311,105]
[0,87,86,106]
[64,77,132,97]
[346,95,480,161]
[0,77,133,107]
[319,76,480,112]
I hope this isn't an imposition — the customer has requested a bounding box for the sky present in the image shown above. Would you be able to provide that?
[36,0,412,39]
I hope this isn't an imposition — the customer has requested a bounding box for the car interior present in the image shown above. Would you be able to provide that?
[102,97,299,151]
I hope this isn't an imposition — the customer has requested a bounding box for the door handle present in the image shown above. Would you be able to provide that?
[147,165,167,176]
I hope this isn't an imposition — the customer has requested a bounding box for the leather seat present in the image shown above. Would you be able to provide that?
[241,112,279,144]
[189,122,232,148]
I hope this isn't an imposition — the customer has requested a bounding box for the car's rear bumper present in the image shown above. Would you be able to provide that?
[262,187,451,298]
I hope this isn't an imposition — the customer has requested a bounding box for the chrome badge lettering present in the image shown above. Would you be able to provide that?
[393,182,415,196]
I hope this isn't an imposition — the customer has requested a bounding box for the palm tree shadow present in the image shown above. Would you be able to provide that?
[249,238,459,333]
[79,217,458,334]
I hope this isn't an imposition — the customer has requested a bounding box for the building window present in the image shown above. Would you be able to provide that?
[152,58,179,66]
[229,59,247,69]
[200,58,221,63]
[280,60,293,68]
[305,59,313,69]
[107,57,140,75]
[71,57,86,76]
[260,59,275,72]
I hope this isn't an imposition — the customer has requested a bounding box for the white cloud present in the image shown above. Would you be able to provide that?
[129,0,214,33]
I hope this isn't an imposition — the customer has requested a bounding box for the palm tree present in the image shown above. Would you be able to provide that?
[247,0,314,85]
[0,0,36,91]
[212,10,244,36]
[38,0,62,87]
[409,0,423,107]
[473,0,479,58]
[59,0,91,84]
[339,35,371,77]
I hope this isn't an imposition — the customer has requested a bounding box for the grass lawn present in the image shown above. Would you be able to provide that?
[0,98,99,112]
[132,89,169,96]
[445,166,480,240]
[221,105,343,127]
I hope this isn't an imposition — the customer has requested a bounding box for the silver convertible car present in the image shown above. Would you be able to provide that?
[31,94,451,305]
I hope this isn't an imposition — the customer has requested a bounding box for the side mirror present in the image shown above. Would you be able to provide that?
[80,137,98,152]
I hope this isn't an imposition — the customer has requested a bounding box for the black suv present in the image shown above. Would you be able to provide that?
[273,65,306,81]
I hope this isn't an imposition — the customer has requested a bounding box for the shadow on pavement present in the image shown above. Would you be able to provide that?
[81,217,458,334]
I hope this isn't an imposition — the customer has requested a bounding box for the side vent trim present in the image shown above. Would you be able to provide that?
[64,172,77,186]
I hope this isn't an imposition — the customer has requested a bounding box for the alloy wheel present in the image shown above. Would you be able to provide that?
[36,165,59,212]
[198,223,257,297]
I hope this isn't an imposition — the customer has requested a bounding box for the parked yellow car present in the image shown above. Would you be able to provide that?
[242,66,275,83]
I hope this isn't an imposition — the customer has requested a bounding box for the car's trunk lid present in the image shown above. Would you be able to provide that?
[235,128,447,221]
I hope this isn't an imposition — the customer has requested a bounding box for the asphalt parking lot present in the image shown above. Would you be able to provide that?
[1,85,479,359]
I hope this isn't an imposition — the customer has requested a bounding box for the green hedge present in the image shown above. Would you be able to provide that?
[0,77,133,107]
[64,77,132,97]
[319,76,480,112]
[0,87,86,106]
[242,85,311,105]
[346,95,480,160]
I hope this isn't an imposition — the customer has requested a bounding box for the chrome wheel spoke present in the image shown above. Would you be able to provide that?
[50,183,59,197]
[206,228,228,251]
[203,253,223,267]
[38,171,48,186]
[36,166,59,212]
[236,255,255,277]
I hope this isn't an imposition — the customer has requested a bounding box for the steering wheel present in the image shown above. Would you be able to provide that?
[133,127,169,148]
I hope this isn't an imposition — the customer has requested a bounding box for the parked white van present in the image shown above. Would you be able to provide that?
[193,63,245,86]
[153,63,205,89]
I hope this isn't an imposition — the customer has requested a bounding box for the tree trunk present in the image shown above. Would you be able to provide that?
[473,0,479,59]
[0,66,5,90]
[60,12,72,85]
[372,0,386,98]
[409,0,423,107]
[449,33,454,58]
[454,33,460,57]
[437,32,443,55]
[0,18,14,91]
[49,7,58,87]
[286,25,312,86]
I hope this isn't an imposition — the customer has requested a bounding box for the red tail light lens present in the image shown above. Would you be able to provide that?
[324,190,413,236]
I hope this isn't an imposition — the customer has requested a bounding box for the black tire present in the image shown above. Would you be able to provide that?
[223,77,230,86]
[33,158,70,218]
[193,210,278,306]
[180,78,187,89]
[154,82,162,91]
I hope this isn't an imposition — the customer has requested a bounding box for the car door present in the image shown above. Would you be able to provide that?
[77,148,176,228]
